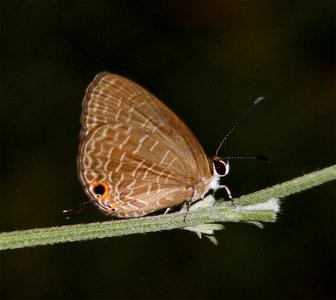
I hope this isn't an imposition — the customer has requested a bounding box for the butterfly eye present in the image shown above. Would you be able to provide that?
[91,181,109,199]
[213,159,229,177]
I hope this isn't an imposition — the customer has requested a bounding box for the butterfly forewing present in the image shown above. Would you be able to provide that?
[78,72,212,217]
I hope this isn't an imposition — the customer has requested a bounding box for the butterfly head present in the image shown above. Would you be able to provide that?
[202,157,230,198]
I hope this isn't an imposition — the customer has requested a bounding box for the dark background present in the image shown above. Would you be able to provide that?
[1,1,335,299]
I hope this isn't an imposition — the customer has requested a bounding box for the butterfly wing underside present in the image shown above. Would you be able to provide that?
[78,72,212,217]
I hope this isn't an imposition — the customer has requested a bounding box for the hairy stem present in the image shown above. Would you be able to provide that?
[0,165,335,251]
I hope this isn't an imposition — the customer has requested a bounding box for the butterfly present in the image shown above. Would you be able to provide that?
[77,72,264,218]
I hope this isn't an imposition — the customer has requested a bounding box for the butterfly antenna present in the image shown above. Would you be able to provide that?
[223,155,270,162]
[215,97,264,157]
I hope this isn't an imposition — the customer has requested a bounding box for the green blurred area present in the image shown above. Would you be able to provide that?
[1,2,335,299]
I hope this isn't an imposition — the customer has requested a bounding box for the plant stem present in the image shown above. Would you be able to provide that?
[0,165,335,251]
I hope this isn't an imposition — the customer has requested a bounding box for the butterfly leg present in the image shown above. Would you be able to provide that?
[164,207,172,214]
[218,184,236,206]
[183,187,198,221]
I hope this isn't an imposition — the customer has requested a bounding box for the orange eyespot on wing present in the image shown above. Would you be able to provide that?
[90,181,109,200]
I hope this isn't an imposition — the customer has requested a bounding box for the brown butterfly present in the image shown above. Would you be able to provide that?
[77,72,264,218]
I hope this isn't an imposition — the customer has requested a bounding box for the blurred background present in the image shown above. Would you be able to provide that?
[1,1,335,299]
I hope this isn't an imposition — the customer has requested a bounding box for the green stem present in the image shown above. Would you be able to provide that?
[0,165,335,251]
